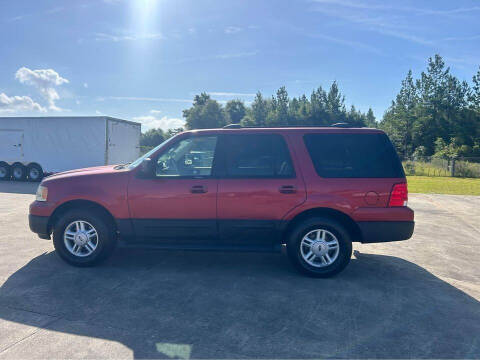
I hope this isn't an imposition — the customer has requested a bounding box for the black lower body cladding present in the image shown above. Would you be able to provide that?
[357,221,415,243]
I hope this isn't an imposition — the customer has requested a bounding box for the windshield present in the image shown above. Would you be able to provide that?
[128,136,177,169]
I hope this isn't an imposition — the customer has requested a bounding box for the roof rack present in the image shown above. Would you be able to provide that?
[330,122,352,128]
[223,124,242,129]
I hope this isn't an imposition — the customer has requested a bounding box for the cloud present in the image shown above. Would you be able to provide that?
[443,34,480,41]
[99,96,192,103]
[214,51,258,60]
[311,0,480,16]
[133,111,185,132]
[15,67,69,111]
[83,83,88,88]
[225,26,242,34]
[0,93,46,113]
[307,32,385,54]
[208,92,256,97]
[94,32,164,42]
[9,6,64,22]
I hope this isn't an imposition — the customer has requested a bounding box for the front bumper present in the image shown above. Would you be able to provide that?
[29,215,51,239]
[358,221,415,243]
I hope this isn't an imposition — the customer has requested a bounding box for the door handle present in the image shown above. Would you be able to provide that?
[190,185,207,194]
[279,185,297,194]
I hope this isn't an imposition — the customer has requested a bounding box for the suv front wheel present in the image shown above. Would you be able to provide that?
[52,209,116,266]
[286,217,352,277]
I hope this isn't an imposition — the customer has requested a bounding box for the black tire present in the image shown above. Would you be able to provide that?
[286,217,352,278]
[0,162,10,181]
[52,209,116,267]
[27,163,43,182]
[11,162,26,181]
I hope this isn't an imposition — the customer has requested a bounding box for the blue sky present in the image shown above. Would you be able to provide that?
[1,0,479,131]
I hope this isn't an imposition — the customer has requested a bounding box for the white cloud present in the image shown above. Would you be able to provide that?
[208,92,256,96]
[133,111,186,132]
[94,32,164,42]
[99,96,192,103]
[15,67,69,111]
[0,93,46,113]
[225,26,242,34]
[215,51,258,60]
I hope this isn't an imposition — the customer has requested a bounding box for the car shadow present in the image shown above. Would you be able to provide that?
[0,249,479,358]
[0,181,37,195]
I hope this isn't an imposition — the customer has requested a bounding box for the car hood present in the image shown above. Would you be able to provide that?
[43,165,125,181]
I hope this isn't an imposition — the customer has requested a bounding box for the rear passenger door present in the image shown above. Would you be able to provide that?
[216,133,306,249]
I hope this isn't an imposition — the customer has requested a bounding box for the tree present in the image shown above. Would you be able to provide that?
[365,108,376,127]
[140,128,165,147]
[326,81,346,123]
[183,93,225,129]
[225,99,246,124]
[251,92,268,126]
[380,54,480,159]
[471,67,480,109]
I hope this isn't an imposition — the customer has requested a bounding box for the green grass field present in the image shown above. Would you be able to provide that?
[407,176,480,195]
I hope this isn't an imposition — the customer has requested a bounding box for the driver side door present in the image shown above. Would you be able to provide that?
[127,134,219,244]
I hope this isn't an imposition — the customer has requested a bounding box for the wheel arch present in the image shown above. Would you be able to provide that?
[48,199,117,235]
[26,162,43,169]
[282,207,363,243]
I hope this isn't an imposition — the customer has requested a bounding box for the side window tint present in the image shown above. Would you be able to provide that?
[156,136,217,177]
[303,133,404,178]
[224,134,295,178]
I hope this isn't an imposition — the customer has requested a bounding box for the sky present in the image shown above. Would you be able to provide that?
[0,0,479,132]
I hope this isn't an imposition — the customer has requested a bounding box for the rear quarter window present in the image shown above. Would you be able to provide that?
[303,133,404,178]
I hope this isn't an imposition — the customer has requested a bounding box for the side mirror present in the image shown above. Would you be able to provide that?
[139,158,154,178]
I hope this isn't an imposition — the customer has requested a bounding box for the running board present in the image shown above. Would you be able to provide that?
[118,240,281,253]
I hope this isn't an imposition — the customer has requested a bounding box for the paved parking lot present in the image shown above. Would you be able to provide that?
[0,181,479,359]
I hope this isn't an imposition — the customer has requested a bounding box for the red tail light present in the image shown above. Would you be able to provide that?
[389,183,408,207]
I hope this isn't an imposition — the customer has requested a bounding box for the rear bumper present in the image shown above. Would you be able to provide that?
[29,215,51,239]
[358,221,414,243]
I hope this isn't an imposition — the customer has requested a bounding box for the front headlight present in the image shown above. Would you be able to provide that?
[36,185,48,202]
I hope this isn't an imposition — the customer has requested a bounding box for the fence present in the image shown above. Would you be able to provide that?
[403,157,480,178]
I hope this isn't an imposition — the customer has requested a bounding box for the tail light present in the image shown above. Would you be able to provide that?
[389,183,408,207]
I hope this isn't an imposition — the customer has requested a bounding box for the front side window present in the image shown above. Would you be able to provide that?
[155,136,217,177]
[224,134,295,178]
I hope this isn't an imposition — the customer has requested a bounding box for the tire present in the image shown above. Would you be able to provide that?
[286,217,352,278]
[0,162,10,181]
[11,162,26,181]
[52,209,116,267]
[27,163,43,182]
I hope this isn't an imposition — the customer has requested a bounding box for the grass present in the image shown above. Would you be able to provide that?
[407,176,480,195]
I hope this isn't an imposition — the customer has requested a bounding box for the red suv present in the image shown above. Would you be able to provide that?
[29,127,414,277]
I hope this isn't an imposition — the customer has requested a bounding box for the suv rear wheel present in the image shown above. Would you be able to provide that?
[286,217,352,277]
[52,209,116,266]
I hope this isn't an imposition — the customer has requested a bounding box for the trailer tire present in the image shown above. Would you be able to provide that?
[27,163,43,182]
[11,163,26,181]
[0,162,10,181]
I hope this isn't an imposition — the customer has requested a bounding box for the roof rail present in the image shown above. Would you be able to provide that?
[223,124,242,129]
[330,122,352,128]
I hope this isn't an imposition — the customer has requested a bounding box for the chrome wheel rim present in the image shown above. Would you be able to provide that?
[64,221,98,257]
[300,229,340,268]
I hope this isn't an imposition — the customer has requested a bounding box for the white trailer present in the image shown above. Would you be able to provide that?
[0,116,141,181]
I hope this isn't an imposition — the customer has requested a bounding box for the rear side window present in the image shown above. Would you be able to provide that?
[224,134,295,178]
[303,133,404,178]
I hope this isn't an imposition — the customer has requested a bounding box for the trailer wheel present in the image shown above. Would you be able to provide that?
[0,162,10,181]
[11,163,26,181]
[27,163,43,182]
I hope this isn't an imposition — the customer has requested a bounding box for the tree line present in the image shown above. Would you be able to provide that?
[141,54,480,160]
